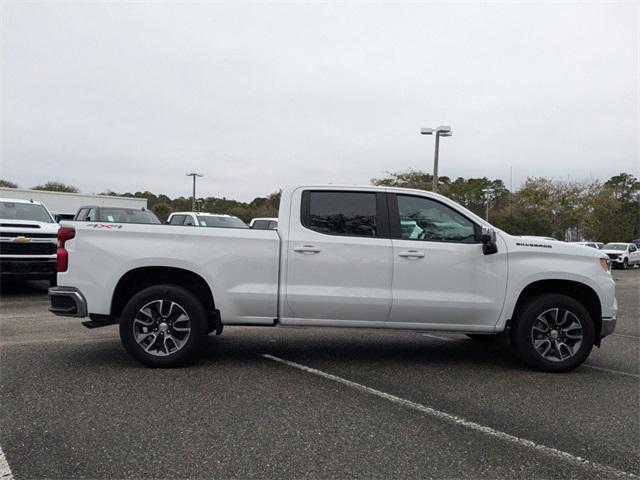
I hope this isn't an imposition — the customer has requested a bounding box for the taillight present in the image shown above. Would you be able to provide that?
[57,227,75,272]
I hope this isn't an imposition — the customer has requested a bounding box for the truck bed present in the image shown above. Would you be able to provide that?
[59,222,280,324]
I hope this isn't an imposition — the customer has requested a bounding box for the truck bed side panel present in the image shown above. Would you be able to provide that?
[58,223,280,324]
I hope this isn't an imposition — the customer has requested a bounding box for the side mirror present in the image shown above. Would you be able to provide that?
[480,226,498,255]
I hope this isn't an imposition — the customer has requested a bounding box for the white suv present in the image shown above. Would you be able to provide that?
[601,243,640,269]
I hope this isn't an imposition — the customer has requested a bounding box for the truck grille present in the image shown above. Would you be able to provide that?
[0,231,57,238]
[0,242,56,255]
[607,253,620,259]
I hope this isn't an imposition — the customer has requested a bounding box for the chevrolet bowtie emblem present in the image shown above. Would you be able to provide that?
[14,236,31,243]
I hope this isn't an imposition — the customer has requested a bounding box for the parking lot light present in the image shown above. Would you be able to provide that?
[186,172,203,211]
[421,125,453,192]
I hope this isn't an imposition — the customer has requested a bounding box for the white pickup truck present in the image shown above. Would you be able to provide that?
[49,185,617,372]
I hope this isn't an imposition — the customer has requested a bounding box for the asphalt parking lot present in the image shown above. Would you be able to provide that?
[1,270,638,479]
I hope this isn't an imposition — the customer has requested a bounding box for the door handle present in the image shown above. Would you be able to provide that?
[294,245,321,254]
[398,250,425,258]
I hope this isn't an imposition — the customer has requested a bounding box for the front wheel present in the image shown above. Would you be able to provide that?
[622,258,629,269]
[512,294,594,372]
[119,285,208,367]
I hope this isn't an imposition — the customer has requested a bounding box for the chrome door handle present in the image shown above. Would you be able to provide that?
[398,250,425,258]
[294,245,321,254]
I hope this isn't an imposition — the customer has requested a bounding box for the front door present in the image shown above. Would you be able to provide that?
[387,193,508,329]
[284,189,393,323]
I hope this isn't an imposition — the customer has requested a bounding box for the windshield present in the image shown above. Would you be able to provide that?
[603,243,627,251]
[99,209,161,224]
[197,215,248,228]
[0,201,54,223]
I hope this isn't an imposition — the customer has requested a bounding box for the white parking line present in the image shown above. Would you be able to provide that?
[612,333,640,340]
[0,445,14,480]
[263,354,639,479]
[582,364,640,378]
[421,333,456,341]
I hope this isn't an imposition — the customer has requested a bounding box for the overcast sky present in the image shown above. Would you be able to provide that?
[1,1,638,202]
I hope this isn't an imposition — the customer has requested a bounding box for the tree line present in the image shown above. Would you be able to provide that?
[1,172,638,243]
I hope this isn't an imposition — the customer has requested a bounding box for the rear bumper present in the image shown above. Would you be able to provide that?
[49,286,88,317]
[0,257,56,278]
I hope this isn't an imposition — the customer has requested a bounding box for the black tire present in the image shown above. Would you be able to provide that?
[512,294,594,372]
[119,284,208,368]
[622,258,629,270]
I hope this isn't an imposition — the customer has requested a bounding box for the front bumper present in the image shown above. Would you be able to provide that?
[0,257,56,278]
[49,286,88,317]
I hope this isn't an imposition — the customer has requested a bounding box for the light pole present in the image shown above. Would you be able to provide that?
[186,172,203,211]
[420,126,452,192]
[482,188,495,221]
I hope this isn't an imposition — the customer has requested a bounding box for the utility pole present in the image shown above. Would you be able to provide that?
[186,172,203,211]
[420,126,452,192]
[482,188,495,221]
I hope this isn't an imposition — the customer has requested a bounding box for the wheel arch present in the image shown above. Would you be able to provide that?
[111,266,216,321]
[511,279,603,346]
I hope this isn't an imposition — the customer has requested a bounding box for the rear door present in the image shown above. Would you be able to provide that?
[284,189,393,323]
[387,193,508,329]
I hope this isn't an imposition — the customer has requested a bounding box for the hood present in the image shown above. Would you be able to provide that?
[500,232,605,259]
[0,220,59,234]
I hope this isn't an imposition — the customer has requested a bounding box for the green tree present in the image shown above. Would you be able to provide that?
[587,173,640,242]
[0,179,18,188]
[32,181,79,193]
[151,203,172,223]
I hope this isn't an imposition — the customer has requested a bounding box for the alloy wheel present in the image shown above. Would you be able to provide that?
[530,308,583,362]
[132,299,191,357]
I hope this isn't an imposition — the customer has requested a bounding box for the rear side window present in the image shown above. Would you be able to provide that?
[169,215,186,225]
[303,191,378,237]
[183,216,195,226]
[252,220,270,230]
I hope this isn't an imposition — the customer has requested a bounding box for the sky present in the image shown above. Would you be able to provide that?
[1,1,638,202]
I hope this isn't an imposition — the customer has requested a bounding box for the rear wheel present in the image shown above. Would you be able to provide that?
[119,285,207,367]
[512,294,594,372]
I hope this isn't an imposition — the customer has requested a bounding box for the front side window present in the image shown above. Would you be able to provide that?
[86,208,97,222]
[75,208,89,221]
[396,195,476,243]
[183,216,195,226]
[305,191,378,237]
[0,201,54,223]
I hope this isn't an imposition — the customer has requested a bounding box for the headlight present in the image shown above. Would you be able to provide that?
[599,258,611,272]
